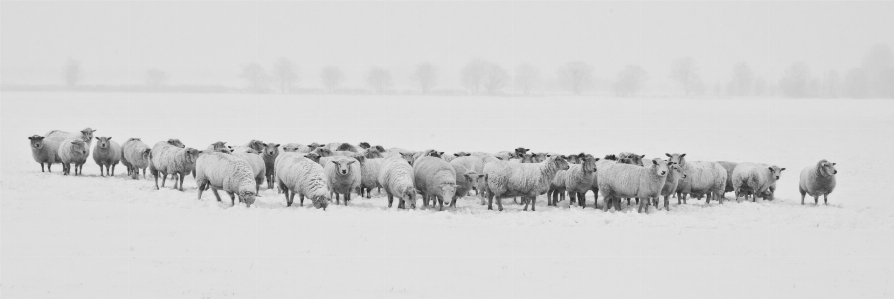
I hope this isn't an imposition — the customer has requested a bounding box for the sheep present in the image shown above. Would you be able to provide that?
[378,157,418,209]
[274,153,329,209]
[164,138,186,148]
[597,158,670,214]
[413,149,443,161]
[564,154,600,208]
[28,135,57,172]
[665,153,729,205]
[799,159,837,205]
[122,138,152,180]
[358,142,372,149]
[483,155,570,211]
[230,146,267,194]
[44,128,96,156]
[450,155,492,204]
[384,150,417,166]
[716,161,739,197]
[194,152,257,207]
[258,142,280,189]
[313,147,335,157]
[495,150,516,161]
[359,158,384,198]
[243,140,266,152]
[441,153,457,162]
[452,164,483,207]
[58,140,89,175]
[149,141,201,191]
[92,137,121,177]
[323,155,362,205]
[564,154,582,164]
[618,152,645,166]
[731,162,785,202]
[548,169,569,206]
[653,162,687,211]
[413,156,457,210]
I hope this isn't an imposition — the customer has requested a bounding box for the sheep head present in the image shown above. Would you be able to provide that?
[209,141,227,152]
[312,194,329,210]
[669,163,687,179]
[768,165,785,181]
[167,139,186,148]
[363,148,384,159]
[358,142,371,149]
[330,159,355,175]
[239,190,256,207]
[28,135,45,149]
[264,143,280,156]
[373,145,386,153]
[304,153,321,163]
[650,159,670,177]
[95,136,112,149]
[184,148,201,163]
[665,153,687,166]
[399,152,415,165]
[513,147,530,158]
[313,147,333,157]
[581,155,599,172]
[550,155,570,171]
[81,128,96,140]
[818,160,837,176]
[402,187,417,209]
[440,184,457,202]
[70,140,88,155]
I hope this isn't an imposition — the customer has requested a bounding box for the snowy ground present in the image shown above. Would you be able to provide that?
[3,92,894,298]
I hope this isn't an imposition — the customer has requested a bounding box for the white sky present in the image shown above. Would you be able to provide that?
[2,1,892,91]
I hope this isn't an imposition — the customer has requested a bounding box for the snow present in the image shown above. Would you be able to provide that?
[2,92,894,298]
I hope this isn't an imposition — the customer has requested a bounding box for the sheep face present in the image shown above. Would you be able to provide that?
[308,143,323,150]
[312,195,329,210]
[264,143,280,156]
[331,159,355,175]
[239,191,256,207]
[167,139,186,148]
[373,145,386,153]
[400,153,415,165]
[768,166,785,180]
[209,141,228,152]
[246,140,265,152]
[551,156,571,171]
[422,149,442,158]
[282,144,301,152]
[184,148,201,163]
[581,156,599,172]
[81,128,96,141]
[519,153,535,163]
[513,147,530,158]
[314,148,333,157]
[70,140,88,155]
[669,163,687,179]
[820,160,837,176]
[28,135,45,149]
[650,159,671,176]
[402,188,417,209]
[440,184,457,202]
[95,136,112,149]
[363,148,384,159]
[358,142,371,149]
[665,153,686,166]
[305,153,321,163]
[464,172,484,186]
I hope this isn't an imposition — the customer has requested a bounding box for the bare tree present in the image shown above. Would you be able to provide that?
[271,57,298,94]
[62,58,82,88]
[461,59,488,94]
[844,67,869,98]
[612,65,648,97]
[778,62,811,98]
[669,57,700,95]
[410,63,437,94]
[239,63,271,93]
[557,61,594,95]
[320,66,345,93]
[730,62,754,96]
[145,68,169,90]
[482,63,509,95]
[514,64,540,95]
[366,66,392,94]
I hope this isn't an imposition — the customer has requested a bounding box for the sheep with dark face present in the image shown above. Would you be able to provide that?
[122,138,152,180]
[149,141,201,191]
[413,156,457,211]
[597,158,670,214]
[731,163,785,202]
[323,156,362,206]
[92,137,121,177]
[483,155,570,211]
[195,152,257,207]
[58,140,89,176]
[799,159,837,205]
[28,135,57,172]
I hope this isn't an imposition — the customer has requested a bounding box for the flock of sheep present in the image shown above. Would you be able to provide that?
[27,127,840,213]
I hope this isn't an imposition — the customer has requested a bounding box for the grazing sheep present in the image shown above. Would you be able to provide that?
[149,141,201,191]
[452,164,483,206]
[666,153,729,205]
[359,158,384,198]
[378,157,418,209]
[483,155,570,211]
[122,138,152,180]
[597,158,670,214]
[799,159,837,205]
[194,152,257,207]
[564,154,600,208]
[716,161,739,197]
[274,153,329,209]
[655,162,687,211]
[323,156,362,205]
[92,137,121,177]
[413,156,457,210]
[28,135,57,172]
[260,143,280,189]
[731,162,785,202]
[231,147,267,194]
[58,140,89,175]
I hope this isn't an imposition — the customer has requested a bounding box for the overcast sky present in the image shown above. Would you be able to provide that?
[2,1,892,91]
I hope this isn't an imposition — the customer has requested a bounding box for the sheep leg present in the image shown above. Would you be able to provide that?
[226,191,236,206]
[288,192,296,206]
[496,196,504,211]
[531,196,537,211]
[814,196,819,206]
[298,194,304,207]
[210,186,223,202]
[387,194,394,208]
[522,196,530,211]
[98,165,104,177]
[159,172,167,188]
[197,182,206,200]
[48,163,52,172]
[344,193,350,206]
[178,173,185,191]
[111,164,116,176]
[579,192,587,208]
[823,194,828,205]
[437,196,444,211]
[334,193,340,205]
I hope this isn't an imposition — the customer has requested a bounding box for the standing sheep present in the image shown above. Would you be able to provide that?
[44,128,96,161]
[231,146,267,194]
[547,169,569,206]
[655,162,687,211]
[150,141,201,191]
[323,156,362,205]
[666,153,729,205]
[716,161,739,198]
[799,159,837,205]
[261,142,280,189]
[413,156,457,211]
[359,158,384,198]
[58,140,89,176]
[28,135,57,172]
[451,164,483,207]
[274,153,329,209]
[597,158,670,214]
[92,137,121,177]
[564,154,600,208]
[122,138,152,180]
[483,155,570,211]
[451,155,490,204]
[195,152,257,207]
[731,162,785,202]
[378,157,418,209]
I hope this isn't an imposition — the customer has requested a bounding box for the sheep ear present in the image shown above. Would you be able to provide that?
[780,168,786,171]
[94,137,100,140]
[832,163,836,166]
[680,153,686,158]
[639,155,646,158]
[107,137,111,140]
[652,159,658,165]
[768,167,774,171]
[665,153,671,157]
[71,141,78,144]
[478,174,485,178]
[275,144,281,147]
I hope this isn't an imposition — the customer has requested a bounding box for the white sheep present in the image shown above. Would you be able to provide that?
[323,155,362,205]
[58,140,89,175]
[564,155,600,208]
[261,142,280,189]
[799,159,837,205]
[665,153,729,205]
[243,140,266,153]
[274,153,329,209]
[92,137,121,177]
[28,135,57,172]
[450,155,493,204]
[231,146,267,194]
[122,138,152,180]
[731,162,785,202]
[452,163,483,207]
[716,161,739,197]
[597,158,670,214]
[655,162,687,211]
[43,128,96,163]
[359,158,384,198]
[377,157,417,209]
[149,141,201,191]
[195,152,257,207]
[483,155,570,211]
[413,156,457,210]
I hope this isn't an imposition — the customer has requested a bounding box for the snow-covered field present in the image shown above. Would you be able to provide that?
[3,92,894,298]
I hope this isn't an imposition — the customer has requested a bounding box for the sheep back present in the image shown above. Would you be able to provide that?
[149,141,200,176]
[413,157,457,200]
[195,152,257,204]
[275,154,330,207]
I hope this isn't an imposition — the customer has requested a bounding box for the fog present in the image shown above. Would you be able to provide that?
[2,1,893,93]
